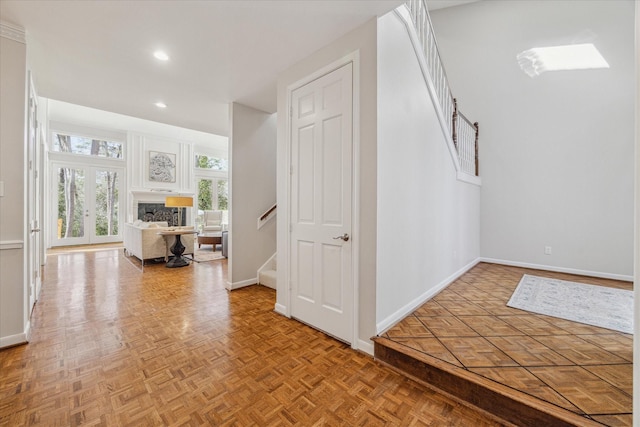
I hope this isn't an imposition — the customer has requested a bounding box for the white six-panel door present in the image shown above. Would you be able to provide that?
[27,75,41,311]
[290,63,353,343]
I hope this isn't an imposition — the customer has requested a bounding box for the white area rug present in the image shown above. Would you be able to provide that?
[507,275,633,334]
[192,249,225,262]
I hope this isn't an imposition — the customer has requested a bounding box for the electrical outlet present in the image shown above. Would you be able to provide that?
[544,246,552,255]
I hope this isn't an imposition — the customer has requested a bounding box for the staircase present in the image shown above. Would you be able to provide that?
[397,0,479,177]
[257,253,277,289]
[256,204,277,289]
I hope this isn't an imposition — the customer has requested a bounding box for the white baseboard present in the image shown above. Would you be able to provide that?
[376,257,481,334]
[274,303,288,316]
[356,338,374,356]
[479,258,633,282]
[0,329,29,349]
[226,278,257,290]
[259,281,277,290]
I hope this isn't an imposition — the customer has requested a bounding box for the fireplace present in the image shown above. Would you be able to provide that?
[137,203,184,227]
[130,190,193,227]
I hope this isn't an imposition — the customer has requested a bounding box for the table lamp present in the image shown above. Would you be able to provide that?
[165,196,193,227]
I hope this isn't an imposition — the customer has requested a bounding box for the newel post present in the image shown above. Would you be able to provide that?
[474,122,479,176]
[452,98,458,150]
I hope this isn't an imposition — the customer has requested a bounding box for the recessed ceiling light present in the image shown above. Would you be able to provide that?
[153,50,169,61]
[155,102,167,108]
[517,43,609,78]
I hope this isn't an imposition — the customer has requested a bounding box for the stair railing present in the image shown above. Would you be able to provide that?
[453,101,480,177]
[405,0,479,176]
[257,203,276,230]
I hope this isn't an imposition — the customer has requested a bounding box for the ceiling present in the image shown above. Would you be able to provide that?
[1,0,475,137]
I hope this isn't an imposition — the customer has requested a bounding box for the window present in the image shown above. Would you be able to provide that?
[197,178,228,229]
[195,154,228,171]
[197,178,228,211]
[53,132,123,159]
[516,43,609,78]
[195,152,228,229]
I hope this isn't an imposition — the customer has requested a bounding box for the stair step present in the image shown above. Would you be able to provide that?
[259,269,277,289]
[373,337,599,427]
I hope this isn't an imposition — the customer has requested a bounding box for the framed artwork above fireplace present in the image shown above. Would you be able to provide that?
[148,151,176,183]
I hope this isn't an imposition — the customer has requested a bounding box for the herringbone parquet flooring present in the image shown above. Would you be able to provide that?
[379,263,633,427]
[0,247,504,426]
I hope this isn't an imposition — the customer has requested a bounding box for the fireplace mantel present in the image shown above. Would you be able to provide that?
[130,189,195,224]
[131,190,194,203]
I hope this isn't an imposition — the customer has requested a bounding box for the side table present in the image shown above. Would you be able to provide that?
[158,229,198,268]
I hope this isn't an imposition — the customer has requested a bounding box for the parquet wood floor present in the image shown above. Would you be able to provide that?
[0,248,505,426]
[376,263,633,427]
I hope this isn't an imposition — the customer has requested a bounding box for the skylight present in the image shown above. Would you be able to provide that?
[153,50,170,61]
[516,43,609,78]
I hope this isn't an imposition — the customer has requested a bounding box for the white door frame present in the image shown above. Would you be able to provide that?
[283,52,361,349]
[49,161,125,247]
[26,72,41,311]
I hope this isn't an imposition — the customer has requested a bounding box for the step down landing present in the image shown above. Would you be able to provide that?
[373,337,602,427]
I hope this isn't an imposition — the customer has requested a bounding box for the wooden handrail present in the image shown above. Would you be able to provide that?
[259,204,277,222]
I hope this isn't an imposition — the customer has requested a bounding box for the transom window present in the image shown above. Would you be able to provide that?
[195,154,228,171]
[53,132,123,159]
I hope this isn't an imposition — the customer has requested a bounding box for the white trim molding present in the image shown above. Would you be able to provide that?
[357,339,374,356]
[376,257,481,334]
[0,21,26,44]
[274,303,287,316]
[0,240,24,250]
[0,326,29,349]
[456,171,482,186]
[480,258,633,282]
[226,278,257,291]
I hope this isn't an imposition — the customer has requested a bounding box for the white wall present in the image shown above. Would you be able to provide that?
[0,27,28,348]
[276,19,378,350]
[228,103,277,288]
[376,12,481,332]
[128,132,194,193]
[431,1,635,279]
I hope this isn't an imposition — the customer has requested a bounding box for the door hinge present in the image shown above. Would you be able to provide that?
[290,165,294,175]
[289,224,293,232]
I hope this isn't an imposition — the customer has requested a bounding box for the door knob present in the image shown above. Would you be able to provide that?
[332,233,349,242]
[31,228,40,233]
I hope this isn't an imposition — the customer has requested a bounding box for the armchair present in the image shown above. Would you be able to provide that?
[203,210,223,232]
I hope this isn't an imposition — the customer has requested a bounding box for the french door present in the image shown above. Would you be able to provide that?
[51,163,123,246]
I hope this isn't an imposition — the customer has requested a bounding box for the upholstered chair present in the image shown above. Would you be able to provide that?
[202,210,223,232]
